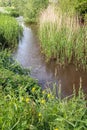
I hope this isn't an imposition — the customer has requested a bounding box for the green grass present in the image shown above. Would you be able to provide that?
[0,50,39,92]
[5,7,20,17]
[39,22,87,69]
[0,50,87,130]
[0,14,22,49]
[38,0,87,69]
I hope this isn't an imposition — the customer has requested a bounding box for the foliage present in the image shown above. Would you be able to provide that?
[11,0,49,23]
[24,0,49,23]
[58,0,87,23]
[0,70,87,130]
[0,14,22,49]
[75,1,87,23]
[39,5,87,69]
[0,50,87,130]
[5,7,20,17]
[0,0,11,6]
[0,50,30,76]
[0,50,39,92]
[0,1,87,130]
[39,22,87,68]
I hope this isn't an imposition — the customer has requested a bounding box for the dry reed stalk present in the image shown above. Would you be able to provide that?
[39,5,80,32]
[40,5,58,24]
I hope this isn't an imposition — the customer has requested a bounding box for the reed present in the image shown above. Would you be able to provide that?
[39,5,87,69]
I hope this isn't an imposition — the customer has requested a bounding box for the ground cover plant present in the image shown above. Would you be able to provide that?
[0,61,87,130]
[0,50,87,130]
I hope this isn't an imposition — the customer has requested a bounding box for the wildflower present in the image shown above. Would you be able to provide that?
[38,113,42,117]
[41,99,46,104]
[32,87,36,93]
[47,93,51,98]
[54,128,59,130]
[26,97,30,103]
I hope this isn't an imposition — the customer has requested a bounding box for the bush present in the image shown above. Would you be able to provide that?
[18,0,49,23]
[75,1,87,24]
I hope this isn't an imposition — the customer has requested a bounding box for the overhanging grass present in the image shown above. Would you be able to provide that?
[0,50,87,130]
[0,14,22,49]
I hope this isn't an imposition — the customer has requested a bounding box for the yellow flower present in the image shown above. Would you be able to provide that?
[32,87,36,93]
[38,113,42,117]
[54,128,59,130]
[26,97,30,103]
[41,99,46,104]
[47,94,51,98]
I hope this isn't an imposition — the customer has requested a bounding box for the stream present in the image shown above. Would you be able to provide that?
[14,16,87,98]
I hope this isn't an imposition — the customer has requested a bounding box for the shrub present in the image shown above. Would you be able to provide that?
[14,0,49,23]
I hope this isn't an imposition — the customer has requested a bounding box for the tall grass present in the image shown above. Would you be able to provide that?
[39,5,87,69]
[0,14,22,49]
[0,40,87,130]
[0,54,87,130]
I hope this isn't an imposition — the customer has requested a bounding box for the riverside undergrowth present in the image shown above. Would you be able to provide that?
[0,53,87,130]
[0,5,87,130]
[0,14,22,49]
[39,5,87,70]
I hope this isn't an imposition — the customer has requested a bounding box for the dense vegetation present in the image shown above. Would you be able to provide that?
[5,7,20,17]
[0,0,87,129]
[0,51,87,129]
[0,0,49,23]
[22,0,49,23]
[39,1,87,69]
[0,14,22,49]
[57,0,87,24]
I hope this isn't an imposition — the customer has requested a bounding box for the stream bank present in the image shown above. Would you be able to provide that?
[14,16,87,98]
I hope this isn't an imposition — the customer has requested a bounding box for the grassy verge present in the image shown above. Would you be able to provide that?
[0,51,87,130]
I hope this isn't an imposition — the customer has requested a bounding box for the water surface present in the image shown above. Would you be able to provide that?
[14,17,87,97]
